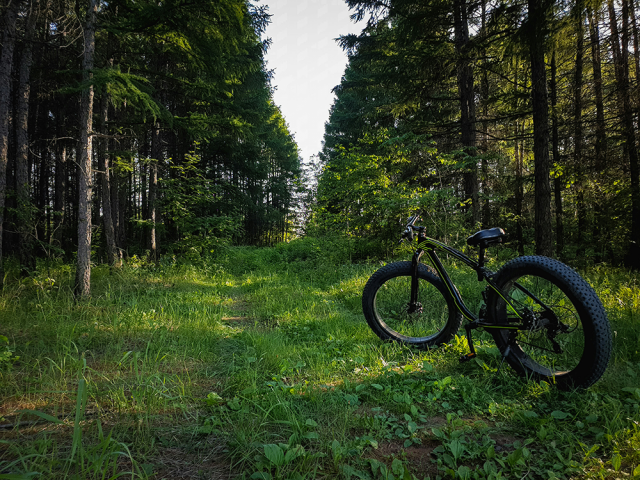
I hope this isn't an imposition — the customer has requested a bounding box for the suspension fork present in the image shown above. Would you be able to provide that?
[409,249,424,313]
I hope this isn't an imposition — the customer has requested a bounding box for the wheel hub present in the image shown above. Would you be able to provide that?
[522,309,550,332]
[407,302,423,314]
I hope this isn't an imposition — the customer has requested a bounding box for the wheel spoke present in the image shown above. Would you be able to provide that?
[494,267,587,378]
[363,262,463,349]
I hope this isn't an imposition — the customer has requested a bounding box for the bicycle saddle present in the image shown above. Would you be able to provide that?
[467,227,505,247]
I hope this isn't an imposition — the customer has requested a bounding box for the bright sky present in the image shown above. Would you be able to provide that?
[262,0,363,162]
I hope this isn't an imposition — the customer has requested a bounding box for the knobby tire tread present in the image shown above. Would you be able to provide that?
[362,261,463,349]
[488,256,612,389]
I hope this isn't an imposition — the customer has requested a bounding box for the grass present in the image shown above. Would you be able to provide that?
[0,238,639,479]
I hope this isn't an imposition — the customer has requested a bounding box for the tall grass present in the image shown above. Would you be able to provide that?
[1,237,639,479]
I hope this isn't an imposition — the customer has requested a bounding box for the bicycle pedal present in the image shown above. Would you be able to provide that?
[459,353,477,363]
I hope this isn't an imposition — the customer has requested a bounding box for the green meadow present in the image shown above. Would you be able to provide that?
[1,238,639,479]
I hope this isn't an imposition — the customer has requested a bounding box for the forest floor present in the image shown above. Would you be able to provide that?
[1,240,639,479]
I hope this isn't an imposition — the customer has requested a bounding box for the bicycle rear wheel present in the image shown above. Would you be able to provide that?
[362,261,463,349]
[487,256,611,389]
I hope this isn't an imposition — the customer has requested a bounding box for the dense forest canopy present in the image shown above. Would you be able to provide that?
[0,0,302,295]
[2,0,640,296]
[312,0,640,268]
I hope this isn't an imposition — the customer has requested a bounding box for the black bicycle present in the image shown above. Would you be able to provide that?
[362,215,612,389]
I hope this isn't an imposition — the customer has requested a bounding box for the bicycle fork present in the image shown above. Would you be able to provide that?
[408,251,422,314]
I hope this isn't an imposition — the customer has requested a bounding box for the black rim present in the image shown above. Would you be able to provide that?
[497,273,585,377]
[373,273,451,343]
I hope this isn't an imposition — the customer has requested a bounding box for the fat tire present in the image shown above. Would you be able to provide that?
[487,256,612,390]
[362,261,463,349]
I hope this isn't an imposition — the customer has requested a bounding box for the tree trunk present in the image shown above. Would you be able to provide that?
[609,0,640,268]
[98,93,118,266]
[574,4,587,257]
[74,0,97,298]
[68,145,78,260]
[589,7,607,262]
[628,0,640,104]
[118,166,128,254]
[37,151,49,246]
[111,168,120,252]
[0,0,21,285]
[149,123,160,261]
[528,0,553,257]
[16,0,40,274]
[453,0,479,225]
[515,121,525,257]
[513,57,525,256]
[589,8,607,169]
[480,0,492,229]
[35,90,49,245]
[550,51,563,260]
[54,142,66,249]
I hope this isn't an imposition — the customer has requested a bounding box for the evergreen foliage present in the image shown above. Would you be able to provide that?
[315,0,640,267]
[0,0,302,290]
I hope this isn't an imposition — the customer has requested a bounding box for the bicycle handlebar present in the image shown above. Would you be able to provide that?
[400,214,421,243]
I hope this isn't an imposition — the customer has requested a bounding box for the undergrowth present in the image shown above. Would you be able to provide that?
[0,237,639,479]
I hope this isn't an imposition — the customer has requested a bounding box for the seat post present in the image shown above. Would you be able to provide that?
[477,245,486,281]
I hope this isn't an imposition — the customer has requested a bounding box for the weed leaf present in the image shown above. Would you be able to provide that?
[612,453,622,472]
[263,444,285,467]
[458,465,471,480]
[408,421,417,433]
[391,458,404,475]
[486,445,496,459]
[250,472,272,480]
[484,460,497,474]
[18,409,62,424]
[206,392,224,406]
[340,464,368,479]
[449,439,465,461]
[285,445,305,464]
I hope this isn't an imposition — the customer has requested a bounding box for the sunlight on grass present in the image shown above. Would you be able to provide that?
[1,244,639,478]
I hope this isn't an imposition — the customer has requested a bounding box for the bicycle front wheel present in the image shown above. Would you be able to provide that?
[362,261,463,349]
[487,256,612,389]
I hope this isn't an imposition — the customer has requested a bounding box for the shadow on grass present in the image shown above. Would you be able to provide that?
[1,253,640,478]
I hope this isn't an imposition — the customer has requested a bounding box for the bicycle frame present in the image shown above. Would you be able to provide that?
[410,230,527,330]
[362,218,612,386]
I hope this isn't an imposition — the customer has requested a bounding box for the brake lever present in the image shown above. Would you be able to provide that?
[399,214,420,244]
[399,228,414,244]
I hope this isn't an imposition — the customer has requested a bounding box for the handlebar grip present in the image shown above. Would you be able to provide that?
[400,214,420,244]
[407,214,420,227]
